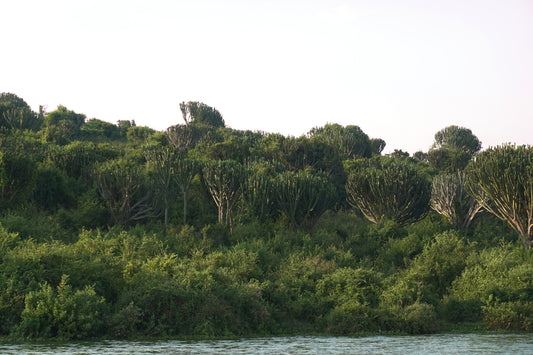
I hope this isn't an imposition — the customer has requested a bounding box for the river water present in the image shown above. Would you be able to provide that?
[1,334,532,354]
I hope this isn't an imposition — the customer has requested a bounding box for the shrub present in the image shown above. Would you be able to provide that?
[483,301,533,331]
[401,302,440,334]
[381,231,470,308]
[15,275,107,339]
[439,296,483,323]
[447,245,533,329]
[322,301,378,334]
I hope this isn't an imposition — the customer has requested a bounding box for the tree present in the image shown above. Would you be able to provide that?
[466,144,533,249]
[96,160,158,228]
[33,165,73,211]
[202,160,245,226]
[270,135,345,185]
[309,123,372,160]
[0,147,36,207]
[346,158,430,225]
[117,120,135,138]
[80,119,121,140]
[48,141,119,184]
[274,169,338,232]
[386,149,409,159]
[145,147,176,226]
[126,126,156,143]
[427,126,481,173]
[166,124,198,153]
[0,92,41,131]
[370,138,386,155]
[180,101,225,128]
[242,170,274,222]
[43,105,86,145]
[412,151,428,162]
[432,125,482,155]
[430,171,483,229]
[172,157,200,226]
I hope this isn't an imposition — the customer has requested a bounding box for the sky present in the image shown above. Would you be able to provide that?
[2,0,532,154]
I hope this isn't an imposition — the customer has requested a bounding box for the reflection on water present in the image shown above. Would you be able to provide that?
[1,334,532,354]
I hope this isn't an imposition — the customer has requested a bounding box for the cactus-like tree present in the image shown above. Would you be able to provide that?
[430,171,483,229]
[346,158,430,225]
[466,144,533,249]
[274,169,337,232]
[202,160,245,226]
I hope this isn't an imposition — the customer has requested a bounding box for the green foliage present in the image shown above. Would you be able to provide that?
[400,302,440,334]
[80,118,121,141]
[180,101,225,128]
[427,125,481,172]
[0,92,41,131]
[317,267,382,334]
[430,171,483,229]
[370,138,386,155]
[309,123,373,160]
[16,275,106,339]
[0,93,531,340]
[346,157,431,225]
[96,160,158,227]
[273,170,338,232]
[433,125,482,155]
[0,147,36,208]
[172,157,200,226]
[241,168,275,222]
[145,147,178,225]
[427,147,472,173]
[43,105,86,145]
[33,165,74,210]
[126,125,156,143]
[483,301,533,331]
[467,144,533,249]
[274,136,345,183]
[449,246,533,304]
[447,245,533,329]
[202,160,245,226]
[48,141,119,183]
[381,231,470,308]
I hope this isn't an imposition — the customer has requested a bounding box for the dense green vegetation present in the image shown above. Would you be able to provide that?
[0,93,531,340]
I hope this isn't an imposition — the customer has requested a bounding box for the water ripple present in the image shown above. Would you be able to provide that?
[1,334,532,354]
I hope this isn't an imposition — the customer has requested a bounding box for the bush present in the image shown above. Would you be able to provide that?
[449,246,533,304]
[322,301,378,334]
[380,230,470,308]
[447,245,533,330]
[439,296,483,323]
[316,267,382,334]
[401,302,440,334]
[483,301,533,331]
[15,275,107,339]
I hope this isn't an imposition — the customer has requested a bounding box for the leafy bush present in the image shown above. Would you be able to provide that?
[317,267,382,334]
[401,302,440,334]
[448,245,533,329]
[439,296,483,323]
[381,231,470,308]
[15,275,107,339]
[483,301,533,331]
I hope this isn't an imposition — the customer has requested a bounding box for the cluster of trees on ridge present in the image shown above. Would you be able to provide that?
[0,92,531,340]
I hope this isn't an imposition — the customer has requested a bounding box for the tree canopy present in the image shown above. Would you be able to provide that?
[0,93,531,340]
[346,158,431,225]
[180,101,225,128]
[427,125,481,173]
[466,144,533,249]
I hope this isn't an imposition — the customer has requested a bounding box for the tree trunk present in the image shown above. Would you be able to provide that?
[183,189,188,226]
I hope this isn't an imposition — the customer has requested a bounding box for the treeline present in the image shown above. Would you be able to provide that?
[0,92,531,340]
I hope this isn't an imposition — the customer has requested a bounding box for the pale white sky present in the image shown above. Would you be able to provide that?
[2,0,532,153]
